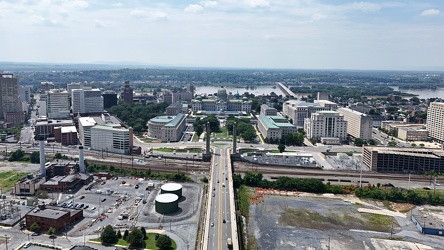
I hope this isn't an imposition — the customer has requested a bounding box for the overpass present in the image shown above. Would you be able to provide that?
[276,82,298,98]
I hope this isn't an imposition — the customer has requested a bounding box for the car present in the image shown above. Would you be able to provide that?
[91,206,96,210]
[31,232,39,236]
[217,180,219,183]
[212,193,215,197]
[84,205,89,209]
[121,181,126,184]
[211,222,214,227]
[222,183,225,187]
[225,177,228,180]
[79,204,84,208]
[24,242,32,248]
[223,219,226,223]
[79,195,85,199]
[101,198,106,202]
[135,185,139,189]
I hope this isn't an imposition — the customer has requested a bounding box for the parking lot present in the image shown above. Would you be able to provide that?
[44,174,203,250]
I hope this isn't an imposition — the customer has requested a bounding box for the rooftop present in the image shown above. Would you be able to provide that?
[29,208,68,220]
[365,146,444,158]
[165,114,185,127]
[259,114,295,129]
[60,126,77,133]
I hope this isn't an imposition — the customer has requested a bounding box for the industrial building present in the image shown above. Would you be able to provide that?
[78,113,133,154]
[257,114,297,140]
[25,205,83,233]
[411,207,444,236]
[362,146,444,174]
[337,108,373,140]
[147,113,187,142]
[304,111,348,144]
[14,175,46,196]
[283,100,338,127]
[427,102,444,143]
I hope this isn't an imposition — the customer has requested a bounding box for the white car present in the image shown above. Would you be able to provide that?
[24,242,32,248]
[91,206,96,210]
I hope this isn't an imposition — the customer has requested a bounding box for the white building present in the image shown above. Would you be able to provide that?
[283,100,338,127]
[304,111,348,143]
[427,102,444,143]
[260,104,278,116]
[72,88,103,114]
[337,108,373,140]
[19,86,31,103]
[47,89,70,119]
[78,114,133,154]
[67,82,84,94]
[257,114,297,140]
[147,114,187,142]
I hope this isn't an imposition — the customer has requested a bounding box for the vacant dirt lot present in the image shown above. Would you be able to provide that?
[248,194,441,250]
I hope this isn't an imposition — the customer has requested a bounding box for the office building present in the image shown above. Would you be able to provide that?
[41,81,54,93]
[317,92,329,101]
[78,113,133,154]
[19,86,31,103]
[25,206,83,233]
[72,88,103,115]
[166,102,184,116]
[257,114,297,140]
[122,81,133,103]
[362,146,444,174]
[337,108,373,140]
[283,100,337,127]
[427,102,444,143]
[67,82,84,94]
[0,73,21,119]
[54,126,78,146]
[102,91,118,109]
[147,113,187,142]
[260,104,278,116]
[47,89,70,119]
[304,111,348,143]
[34,119,74,139]
[398,127,428,141]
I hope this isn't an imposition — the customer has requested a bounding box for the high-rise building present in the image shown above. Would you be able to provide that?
[283,100,338,127]
[122,81,133,103]
[337,108,373,140]
[47,89,70,119]
[102,91,118,109]
[0,73,21,119]
[72,88,103,115]
[41,81,55,94]
[427,102,444,143]
[304,111,348,143]
[19,86,31,103]
[67,82,84,94]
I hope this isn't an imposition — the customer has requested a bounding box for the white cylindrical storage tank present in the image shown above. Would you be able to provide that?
[155,193,179,214]
[160,183,183,198]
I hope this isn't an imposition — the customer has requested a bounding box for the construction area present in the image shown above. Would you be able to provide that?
[247,192,444,250]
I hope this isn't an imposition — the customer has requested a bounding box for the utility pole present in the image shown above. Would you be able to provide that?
[5,235,8,250]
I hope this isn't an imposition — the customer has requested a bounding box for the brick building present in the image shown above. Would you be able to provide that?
[25,206,83,233]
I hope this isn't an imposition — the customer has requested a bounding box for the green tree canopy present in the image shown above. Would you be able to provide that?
[278,144,286,153]
[100,225,118,244]
[127,228,145,248]
[156,234,172,250]
[30,222,41,233]
[30,151,40,163]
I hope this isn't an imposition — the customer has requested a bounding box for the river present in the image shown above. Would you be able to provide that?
[391,86,444,99]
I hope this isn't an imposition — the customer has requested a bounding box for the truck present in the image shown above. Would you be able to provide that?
[227,238,233,248]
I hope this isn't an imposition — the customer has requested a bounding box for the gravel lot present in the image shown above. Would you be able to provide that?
[248,194,443,250]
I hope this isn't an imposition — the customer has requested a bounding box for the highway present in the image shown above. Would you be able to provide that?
[207,146,233,250]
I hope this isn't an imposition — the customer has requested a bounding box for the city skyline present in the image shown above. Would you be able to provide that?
[0,0,443,70]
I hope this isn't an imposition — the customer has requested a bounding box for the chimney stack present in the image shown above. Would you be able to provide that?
[39,136,46,177]
[79,146,85,173]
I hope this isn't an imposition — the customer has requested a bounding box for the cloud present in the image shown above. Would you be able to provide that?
[94,19,107,28]
[130,10,147,18]
[62,0,89,9]
[200,1,218,8]
[184,4,204,13]
[29,15,61,27]
[130,9,168,20]
[112,3,124,8]
[421,9,440,16]
[244,0,269,8]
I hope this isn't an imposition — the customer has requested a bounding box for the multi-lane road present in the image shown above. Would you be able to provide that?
[205,146,233,249]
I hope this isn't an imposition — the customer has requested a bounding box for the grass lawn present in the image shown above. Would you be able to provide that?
[154,148,174,153]
[192,133,200,142]
[270,149,296,153]
[154,147,202,154]
[212,127,232,139]
[90,233,176,249]
[0,170,28,189]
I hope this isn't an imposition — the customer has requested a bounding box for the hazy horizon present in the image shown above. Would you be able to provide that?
[1,0,443,71]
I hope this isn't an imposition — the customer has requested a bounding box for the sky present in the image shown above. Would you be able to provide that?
[0,0,443,70]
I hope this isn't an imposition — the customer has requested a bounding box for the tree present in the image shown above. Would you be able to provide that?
[117,230,122,239]
[278,144,286,153]
[100,225,118,244]
[8,149,24,161]
[54,153,63,159]
[354,138,365,147]
[127,228,145,248]
[30,222,41,233]
[47,227,55,235]
[387,141,397,147]
[241,129,256,142]
[156,234,172,250]
[30,151,40,163]
[123,229,129,241]
[140,227,147,240]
